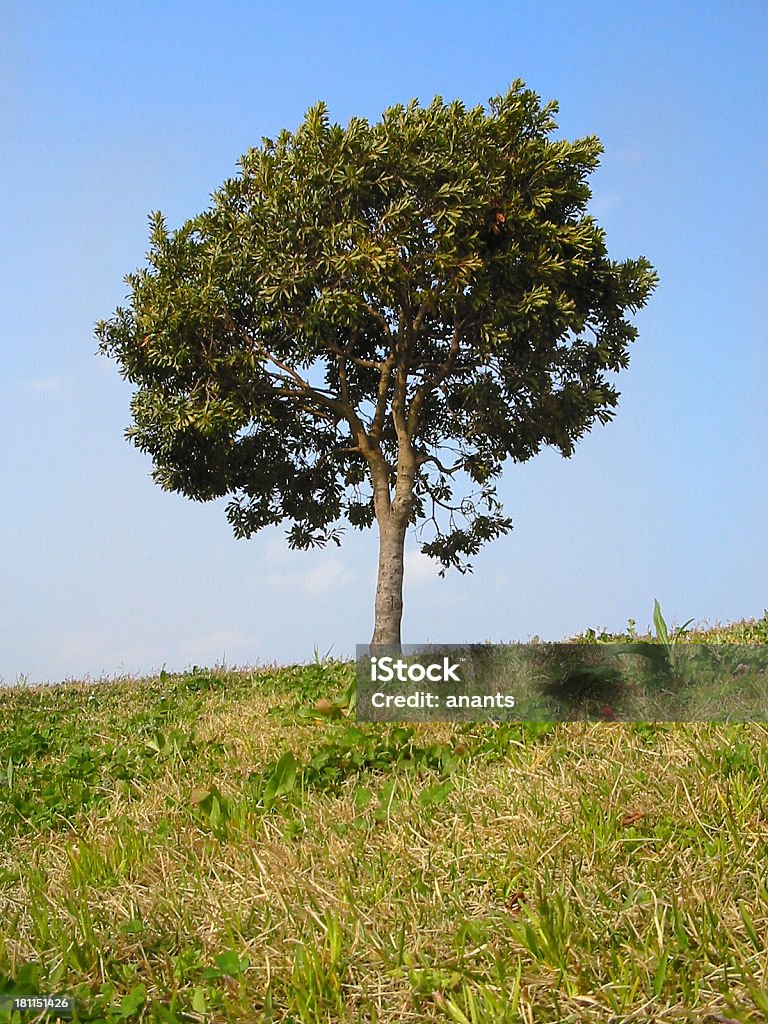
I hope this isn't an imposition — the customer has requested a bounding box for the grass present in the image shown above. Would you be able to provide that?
[1,614,768,1022]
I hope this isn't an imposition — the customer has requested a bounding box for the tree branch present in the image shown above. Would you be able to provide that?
[406,320,462,436]
[416,453,464,475]
[360,301,396,339]
[336,329,354,411]
[324,330,386,371]
[370,351,396,444]
[412,297,432,335]
[240,329,374,442]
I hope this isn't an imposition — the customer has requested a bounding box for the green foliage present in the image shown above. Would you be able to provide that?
[115,984,146,1019]
[242,719,554,823]
[431,974,523,1024]
[652,596,694,653]
[0,670,231,845]
[97,82,657,575]
[262,751,297,809]
[201,950,249,980]
[288,914,346,1022]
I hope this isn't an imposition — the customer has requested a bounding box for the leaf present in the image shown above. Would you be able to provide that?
[674,618,695,640]
[215,950,243,975]
[418,780,454,806]
[145,731,165,753]
[431,989,471,1024]
[343,677,357,712]
[153,1003,186,1023]
[353,787,372,809]
[119,983,147,1017]
[209,795,223,829]
[263,751,297,808]
[653,598,670,648]
[8,962,41,991]
[191,988,207,1013]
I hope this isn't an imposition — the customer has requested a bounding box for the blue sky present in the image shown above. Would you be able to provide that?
[2,1,766,684]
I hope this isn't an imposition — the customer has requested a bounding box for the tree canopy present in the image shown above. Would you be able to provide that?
[97,82,657,644]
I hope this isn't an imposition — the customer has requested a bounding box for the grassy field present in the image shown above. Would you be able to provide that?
[1,614,768,1023]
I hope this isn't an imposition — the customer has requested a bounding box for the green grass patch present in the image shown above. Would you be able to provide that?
[1,615,768,1022]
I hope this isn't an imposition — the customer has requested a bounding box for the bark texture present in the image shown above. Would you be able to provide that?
[371,514,407,648]
[368,434,415,649]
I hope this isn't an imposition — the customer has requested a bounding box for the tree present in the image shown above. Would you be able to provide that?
[97,82,657,648]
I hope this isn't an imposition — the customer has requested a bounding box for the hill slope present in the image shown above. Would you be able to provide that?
[1,616,768,1022]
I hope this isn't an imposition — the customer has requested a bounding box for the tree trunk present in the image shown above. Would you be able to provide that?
[367,425,415,650]
[370,513,407,649]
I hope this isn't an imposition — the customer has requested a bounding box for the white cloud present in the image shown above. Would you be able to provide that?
[265,555,355,597]
[302,558,355,596]
[404,549,441,586]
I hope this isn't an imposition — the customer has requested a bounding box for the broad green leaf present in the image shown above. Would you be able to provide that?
[263,751,297,808]
[418,780,454,806]
[215,950,243,975]
[653,598,670,648]
[119,983,147,1017]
